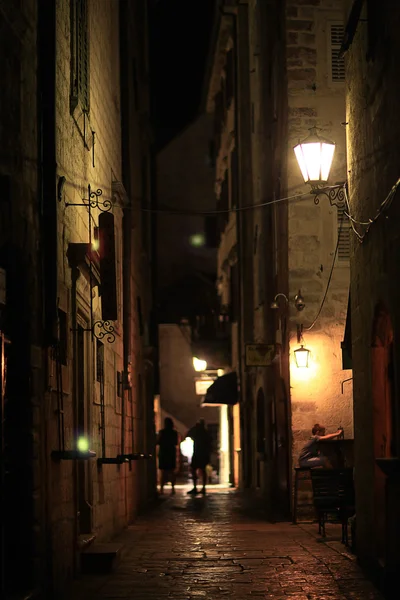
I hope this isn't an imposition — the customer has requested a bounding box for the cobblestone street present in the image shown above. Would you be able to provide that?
[71,488,383,600]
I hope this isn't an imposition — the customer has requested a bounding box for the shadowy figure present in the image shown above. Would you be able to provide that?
[299,423,343,468]
[186,419,212,495]
[157,417,178,494]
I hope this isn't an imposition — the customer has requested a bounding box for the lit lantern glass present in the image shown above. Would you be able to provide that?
[294,128,335,185]
[77,436,90,452]
[92,226,99,251]
[294,345,310,368]
[193,357,207,372]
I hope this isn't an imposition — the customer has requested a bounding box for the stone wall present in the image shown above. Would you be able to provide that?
[285,0,353,465]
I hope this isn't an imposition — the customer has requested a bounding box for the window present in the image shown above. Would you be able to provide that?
[330,24,345,83]
[337,207,351,261]
[71,0,89,111]
[96,340,104,383]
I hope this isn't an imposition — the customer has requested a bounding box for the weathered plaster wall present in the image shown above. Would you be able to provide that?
[285,0,353,464]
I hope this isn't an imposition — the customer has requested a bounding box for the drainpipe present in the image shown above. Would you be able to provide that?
[38,0,57,594]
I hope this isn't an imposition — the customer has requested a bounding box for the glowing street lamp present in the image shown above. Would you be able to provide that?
[193,356,207,372]
[77,436,90,452]
[294,345,310,368]
[294,127,335,186]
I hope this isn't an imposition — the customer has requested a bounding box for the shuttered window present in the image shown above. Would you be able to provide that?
[337,207,351,261]
[330,24,345,82]
[71,0,89,111]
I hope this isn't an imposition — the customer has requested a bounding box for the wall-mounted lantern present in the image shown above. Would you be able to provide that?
[294,126,335,186]
[193,356,207,372]
[293,126,347,207]
[294,323,310,368]
[271,291,306,312]
[294,345,310,368]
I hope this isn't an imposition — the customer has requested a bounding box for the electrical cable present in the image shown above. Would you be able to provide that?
[140,190,310,215]
[303,207,344,331]
[343,177,400,243]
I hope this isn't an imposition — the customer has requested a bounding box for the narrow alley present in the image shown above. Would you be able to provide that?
[71,488,382,600]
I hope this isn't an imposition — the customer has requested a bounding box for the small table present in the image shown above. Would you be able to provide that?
[318,439,354,469]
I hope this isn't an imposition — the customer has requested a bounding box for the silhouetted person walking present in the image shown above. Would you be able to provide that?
[157,417,178,495]
[186,419,211,495]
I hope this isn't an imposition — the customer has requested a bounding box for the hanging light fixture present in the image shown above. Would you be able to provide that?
[294,345,310,368]
[193,356,207,372]
[294,127,336,186]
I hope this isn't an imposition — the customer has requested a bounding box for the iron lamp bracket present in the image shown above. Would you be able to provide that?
[311,182,347,208]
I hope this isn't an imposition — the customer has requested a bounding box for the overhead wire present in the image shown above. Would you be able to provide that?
[303,206,344,332]
[139,190,311,215]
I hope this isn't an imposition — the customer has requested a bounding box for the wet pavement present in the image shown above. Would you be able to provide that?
[71,486,383,600]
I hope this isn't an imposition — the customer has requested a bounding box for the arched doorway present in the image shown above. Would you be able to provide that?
[371,304,396,562]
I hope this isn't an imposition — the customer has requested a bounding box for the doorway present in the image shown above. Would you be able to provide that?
[371,304,395,564]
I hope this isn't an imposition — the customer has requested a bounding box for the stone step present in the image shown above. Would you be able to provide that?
[81,543,124,574]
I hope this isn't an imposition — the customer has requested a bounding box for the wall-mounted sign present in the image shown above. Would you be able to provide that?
[245,344,275,367]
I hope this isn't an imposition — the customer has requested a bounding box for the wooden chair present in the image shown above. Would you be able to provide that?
[310,468,355,544]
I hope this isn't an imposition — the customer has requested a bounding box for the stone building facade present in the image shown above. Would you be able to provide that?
[204,0,352,514]
[1,1,155,598]
[343,0,400,592]
[284,0,352,472]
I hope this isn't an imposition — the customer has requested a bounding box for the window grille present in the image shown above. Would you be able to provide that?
[330,24,345,82]
[337,207,350,261]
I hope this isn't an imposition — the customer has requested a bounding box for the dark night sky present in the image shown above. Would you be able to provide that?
[149,0,216,149]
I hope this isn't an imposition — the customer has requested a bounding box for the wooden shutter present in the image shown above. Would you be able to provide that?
[76,0,89,109]
[330,24,345,82]
[337,207,351,261]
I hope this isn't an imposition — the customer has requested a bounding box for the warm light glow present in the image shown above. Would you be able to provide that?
[195,378,214,396]
[92,238,99,251]
[193,357,207,372]
[180,437,194,461]
[77,436,90,452]
[189,233,205,247]
[217,369,224,377]
[294,345,310,368]
[294,129,335,184]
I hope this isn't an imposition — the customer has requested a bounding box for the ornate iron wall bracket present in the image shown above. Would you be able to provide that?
[93,320,116,343]
[311,182,347,207]
[65,183,115,344]
[65,185,112,212]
